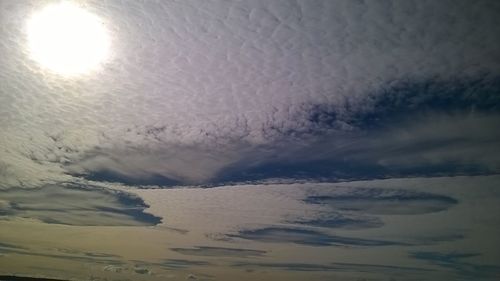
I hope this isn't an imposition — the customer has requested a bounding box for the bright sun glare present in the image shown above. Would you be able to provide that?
[27,2,110,76]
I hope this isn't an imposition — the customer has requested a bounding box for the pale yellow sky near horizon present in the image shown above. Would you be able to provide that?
[1,176,499,281]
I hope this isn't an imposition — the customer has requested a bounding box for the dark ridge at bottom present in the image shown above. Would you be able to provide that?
[0,276,70,281]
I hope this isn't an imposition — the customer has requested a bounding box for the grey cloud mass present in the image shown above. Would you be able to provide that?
[0,184,161,226]
[171,246,266,258]
[1,0,499,187]
[228,227,403,247]
[410,252,500,280]
[303,187,458,215]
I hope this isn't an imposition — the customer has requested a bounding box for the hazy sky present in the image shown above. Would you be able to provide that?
[1,1,500,281]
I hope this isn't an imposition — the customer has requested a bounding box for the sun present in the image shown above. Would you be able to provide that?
[27,2,110,76]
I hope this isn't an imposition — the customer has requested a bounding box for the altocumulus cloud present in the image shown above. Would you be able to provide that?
[0,0,499,188]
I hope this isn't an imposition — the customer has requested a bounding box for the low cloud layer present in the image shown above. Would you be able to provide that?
[228,227,402,247]
[232,261,431,274]
[303,187,458,215]
[411,252,500,280]
[0,184,161,226]
[1,176,499,280]
[171,246,266,258]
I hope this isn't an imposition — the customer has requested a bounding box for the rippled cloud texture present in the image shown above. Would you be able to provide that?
[0,0,499,187]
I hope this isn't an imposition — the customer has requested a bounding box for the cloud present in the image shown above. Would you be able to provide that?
[64,144,243,185]
[0,245,124,266]
[133,267,151,275]
[0,183,161,226]
[289,212,384,229]
[231,261,432,274]
[58,111,500,186]
[102,265,125,273]
[132,259,211,271]
[0,242,28,255]
[171,246,266,258]
[160,259,211,270]
[1,0,499,187]
[303,187,457,215]
[228,227,403,247]
[213,76,500,182]
[410,251,500,279]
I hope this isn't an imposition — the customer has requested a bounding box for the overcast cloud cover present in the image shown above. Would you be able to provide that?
[1,0,500,188]
[1,1,500,280]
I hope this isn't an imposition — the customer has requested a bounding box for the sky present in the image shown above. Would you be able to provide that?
[0,0,500,281]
